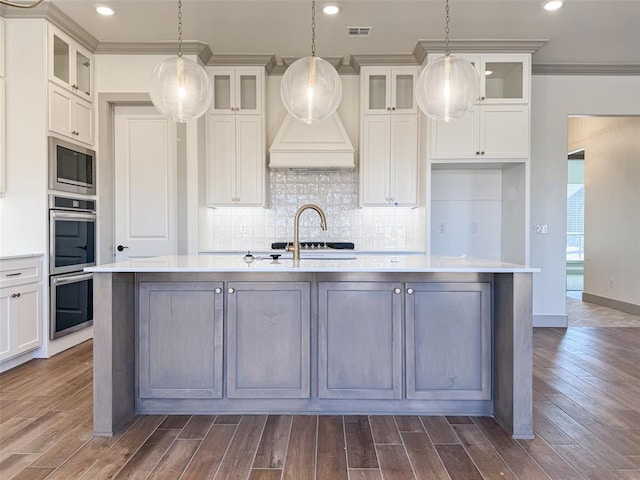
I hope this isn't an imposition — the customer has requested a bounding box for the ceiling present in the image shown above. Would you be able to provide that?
[14,0,640,67]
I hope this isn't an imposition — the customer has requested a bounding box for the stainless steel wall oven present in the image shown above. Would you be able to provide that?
[49,195,96,339]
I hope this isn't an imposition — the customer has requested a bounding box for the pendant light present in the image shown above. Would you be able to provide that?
[280,0,343,124]
[416,0,479,122]
[0,0,45,7]
[149,0,212,123]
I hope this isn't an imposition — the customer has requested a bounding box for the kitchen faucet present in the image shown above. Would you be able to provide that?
[287,204,328,261]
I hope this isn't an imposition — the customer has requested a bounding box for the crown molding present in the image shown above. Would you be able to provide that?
[3,2,98,51]
[95,41,213,65]
[413,39,548,64]
[532,63,640,76]
[207,53,277,72]
[271,56,357,76]
[350,54,419,74]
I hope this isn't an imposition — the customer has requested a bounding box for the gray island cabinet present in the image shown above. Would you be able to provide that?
[88,255,538,439]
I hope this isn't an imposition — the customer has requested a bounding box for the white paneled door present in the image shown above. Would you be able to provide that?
[114,106,177,261]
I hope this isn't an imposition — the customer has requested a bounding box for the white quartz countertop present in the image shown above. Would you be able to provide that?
[86,254,540,273]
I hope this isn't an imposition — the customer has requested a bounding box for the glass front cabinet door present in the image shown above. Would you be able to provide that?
[48,26,93,101]
[362,66,419,115]
[208,67,263,115]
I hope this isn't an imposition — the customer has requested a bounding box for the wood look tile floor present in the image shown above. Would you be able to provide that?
[2,298,640,480]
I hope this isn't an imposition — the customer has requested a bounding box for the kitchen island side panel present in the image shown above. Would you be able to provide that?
[493,272,534,439]
[93,272,136,436]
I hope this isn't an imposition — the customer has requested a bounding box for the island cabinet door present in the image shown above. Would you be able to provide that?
[405,282,491,400]
[318,282,403,399]
[138,282,224,399]
[226,281,310,399]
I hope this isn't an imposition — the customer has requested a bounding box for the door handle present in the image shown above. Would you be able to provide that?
[117,245,129,252]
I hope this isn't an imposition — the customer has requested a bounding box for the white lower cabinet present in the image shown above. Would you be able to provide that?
[206,114,264,206]
[48,83,94,145]
[361,114,418,206]
[0,257,43,362]
[430,104,529,161]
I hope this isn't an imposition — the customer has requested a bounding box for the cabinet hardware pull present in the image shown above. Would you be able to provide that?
[476,151,480,155]
[215,287,222,294]
[407,288,414,295]
[11,293,21,298]
[228,287,235,294]
[5,272,22,277]
[394,288,401,294]
[392,107,396,110]
[387,107,391,111]
[72,84,78,90]
[481,151,485,155]
[230,108,235,112]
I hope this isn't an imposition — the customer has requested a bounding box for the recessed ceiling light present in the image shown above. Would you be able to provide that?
[542,0,563,11]
[322,3,341,15]
[96,5,115,16]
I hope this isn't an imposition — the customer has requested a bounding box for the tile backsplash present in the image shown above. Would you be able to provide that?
[201,170,425,252]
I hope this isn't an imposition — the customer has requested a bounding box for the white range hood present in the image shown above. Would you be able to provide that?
[269,113,355,169]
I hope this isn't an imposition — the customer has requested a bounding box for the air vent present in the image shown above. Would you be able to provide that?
[347,26,371,38]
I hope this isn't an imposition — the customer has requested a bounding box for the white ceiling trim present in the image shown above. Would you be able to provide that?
[532,64,640,76]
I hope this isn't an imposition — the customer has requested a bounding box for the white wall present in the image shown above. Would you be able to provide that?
[568,116,639,308]
[530,75,640,326]
[94,54,202,255]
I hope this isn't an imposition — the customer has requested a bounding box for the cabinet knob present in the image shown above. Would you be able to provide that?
[391,107,396,111]
[228,287,235,294]
[235,107,240,111]
[476,151,480,155]
[230,107,235,112]
[406,288,414,295]
[72,84,78,90]
[480,151,485,155]
[11,292,21,298]
[387,107,391,111]
[481,96,486,101]
[393,288,401,294]
[215,287,222,294]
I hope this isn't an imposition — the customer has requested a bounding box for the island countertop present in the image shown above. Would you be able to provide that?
[86,254,540,273]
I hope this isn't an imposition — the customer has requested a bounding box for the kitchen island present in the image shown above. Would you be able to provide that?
[87,254,539,439]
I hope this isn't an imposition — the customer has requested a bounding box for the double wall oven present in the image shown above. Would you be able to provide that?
[48,195,96,339]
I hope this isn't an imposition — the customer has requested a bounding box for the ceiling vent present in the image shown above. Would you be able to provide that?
[347,26,371,38]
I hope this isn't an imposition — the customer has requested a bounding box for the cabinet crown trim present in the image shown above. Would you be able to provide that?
[413,39,547,64]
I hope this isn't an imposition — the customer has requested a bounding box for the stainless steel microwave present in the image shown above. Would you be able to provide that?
[48,136,96,195]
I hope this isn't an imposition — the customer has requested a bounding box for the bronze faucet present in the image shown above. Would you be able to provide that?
[286,204,328,261]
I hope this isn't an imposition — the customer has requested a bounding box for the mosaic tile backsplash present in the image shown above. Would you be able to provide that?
[201,170,426,252]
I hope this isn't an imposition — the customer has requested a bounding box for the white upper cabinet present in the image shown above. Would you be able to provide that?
[208,67,263,115]
[48,25,94,101]
[48,83,94,145]
[429,53,531,161]
[360,65,420,207]
[362,66,419,114]
[431,104,529,160]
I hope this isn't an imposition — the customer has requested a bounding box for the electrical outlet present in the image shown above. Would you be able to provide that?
[374,223,383,234]
[534,223,549,234]
[438,222,446,234]
[470,222,479,234]
[240,224,247,234]
[610,279,615,289]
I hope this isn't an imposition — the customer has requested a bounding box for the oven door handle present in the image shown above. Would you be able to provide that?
[50,210,97,220]
[53,272,94,286]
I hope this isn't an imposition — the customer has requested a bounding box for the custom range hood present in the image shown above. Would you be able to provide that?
[269,113,355,169]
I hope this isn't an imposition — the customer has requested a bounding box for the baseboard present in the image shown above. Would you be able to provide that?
[582,293,640,316]
[0,351,38,374]
[533,314,568,327]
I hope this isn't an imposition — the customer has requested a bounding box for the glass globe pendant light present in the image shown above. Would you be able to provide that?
[149,0,212,123]
[416,0,479,122]
[280,0,343,124]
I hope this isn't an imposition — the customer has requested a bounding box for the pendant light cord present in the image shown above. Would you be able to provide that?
[177,0,183,57]
[0,0,45,8]
[444,0,451,56]
[311,0,316,57]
